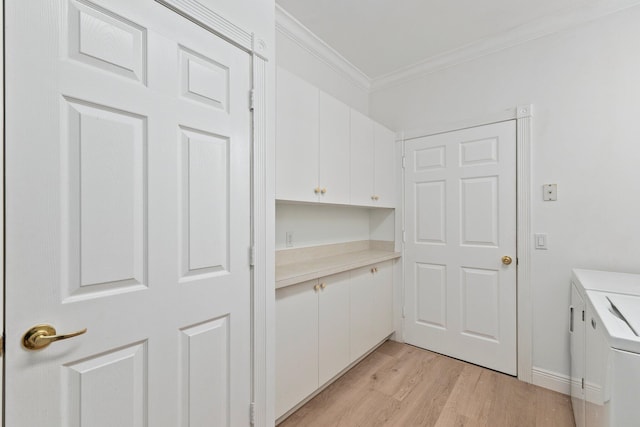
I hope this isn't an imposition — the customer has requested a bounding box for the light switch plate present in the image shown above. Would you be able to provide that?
[543,184,557,201]
[535,233,548,250]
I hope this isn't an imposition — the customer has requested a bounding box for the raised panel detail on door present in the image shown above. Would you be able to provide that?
[276,68,319,202]
[460,176,498,247]
[460,138,498,166]
[461,267,499,341]
[67,0,146,83]
[415,181,446,244]
[64,342,148,427]
[179,46,228,111]
[63,98,147,300]
[180,317,230,427]
[179,126,229,279]
[415,146,445,171]
[416,263,446,329]
[318,92,350,204]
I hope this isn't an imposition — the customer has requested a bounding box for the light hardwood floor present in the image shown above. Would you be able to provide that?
[279,341,575,427]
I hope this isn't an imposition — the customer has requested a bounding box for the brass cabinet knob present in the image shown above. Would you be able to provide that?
[502,256,513,265]
[314,187,320,194]
[320,283,326,289]
[371,267,375,273]
[313,284,320,291]
[22,324,87,351]
[320,188,326,194]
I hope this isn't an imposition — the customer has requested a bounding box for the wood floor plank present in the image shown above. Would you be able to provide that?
[277,342,575,427]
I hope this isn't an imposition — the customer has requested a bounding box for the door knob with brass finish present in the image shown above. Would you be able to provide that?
[22,324,87,351]
[502,256,513,265]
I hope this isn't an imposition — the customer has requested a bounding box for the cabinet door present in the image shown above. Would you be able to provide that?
[275,280,319,418]
[372,261,394,343]
[374,123,396,208]
[319,92,350,204]
[349,266,377,361]
[318,271,351,385]
[350,109,375,206]
[276,68,319,202]
[570,282,586,427]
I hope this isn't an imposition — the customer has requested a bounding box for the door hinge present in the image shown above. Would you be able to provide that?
[402,156,406,169]
[249,402,256,425]
[402,229,406,243]
[581,378,584,389]
[249,89,255,111]
[402,305,406,318]
[249,246,255,267]
[582,310,585,322]
[0,335,4,357]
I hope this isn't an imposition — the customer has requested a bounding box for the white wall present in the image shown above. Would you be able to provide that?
[276,29,369,113]
[370,6,640,382]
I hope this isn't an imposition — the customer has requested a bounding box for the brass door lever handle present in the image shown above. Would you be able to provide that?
[22,324,87,350]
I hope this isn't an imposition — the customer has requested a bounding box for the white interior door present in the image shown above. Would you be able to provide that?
[404,121,517,375]
[5,0,252,425]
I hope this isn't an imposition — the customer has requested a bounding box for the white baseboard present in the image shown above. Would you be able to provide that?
[531,367,571,395]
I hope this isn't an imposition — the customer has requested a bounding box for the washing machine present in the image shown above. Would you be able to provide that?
[570,269,640,427]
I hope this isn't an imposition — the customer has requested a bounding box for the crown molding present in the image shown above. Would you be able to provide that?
[371,0,640,92]
[275,4,371,91]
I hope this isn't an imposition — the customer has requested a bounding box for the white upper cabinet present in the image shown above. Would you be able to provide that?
[319,92,351,204]
[349,109,375,206]
[276,68,319,202]
[276,67,396,207]
[374,122,396,208]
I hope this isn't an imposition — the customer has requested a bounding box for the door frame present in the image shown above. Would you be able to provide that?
[398,105,533,383]
[2,1,274,425]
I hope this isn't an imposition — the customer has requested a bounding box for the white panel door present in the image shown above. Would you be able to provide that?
[404,121,517,375]
[5,1,252,425]
[276,67,319,202]
[318,92,350,204]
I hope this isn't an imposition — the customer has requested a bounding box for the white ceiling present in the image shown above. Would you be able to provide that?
[275,0,593,78]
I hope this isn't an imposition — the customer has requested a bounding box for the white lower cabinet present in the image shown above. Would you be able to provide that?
[350,261,394,361]
[276,263,394,419]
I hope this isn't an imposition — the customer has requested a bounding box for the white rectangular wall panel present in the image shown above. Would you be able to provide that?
[415,181,446,244]
[416,263,447,328]
[461,267,500,342]
[63,98,147,298]
[180,317,230,427]
[67,0,146,83]
[64,342,147,427]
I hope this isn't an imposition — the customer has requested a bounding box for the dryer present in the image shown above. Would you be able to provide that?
[570,269,640,427]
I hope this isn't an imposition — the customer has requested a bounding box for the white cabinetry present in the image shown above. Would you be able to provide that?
[275,263,394,419]
[276,70,350,204]
[319,92,350,204]
[349,109,375,206]
[276,68,318,202]
[276,67,396,208]
[350,111,396,207]
[275,279,318,418]
[350,261,394,362]
[275,272,351,418]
